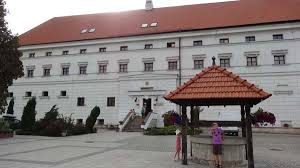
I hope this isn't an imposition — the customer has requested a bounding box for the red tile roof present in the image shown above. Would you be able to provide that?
[19,0,300,46]
[164,65,272,102]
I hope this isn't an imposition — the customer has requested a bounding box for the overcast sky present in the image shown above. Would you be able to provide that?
[5,0,233,35]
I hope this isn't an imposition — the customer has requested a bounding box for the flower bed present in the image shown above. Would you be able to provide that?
[0,131,14,138]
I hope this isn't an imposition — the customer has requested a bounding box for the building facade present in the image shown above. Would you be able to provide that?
[5,0,300,127]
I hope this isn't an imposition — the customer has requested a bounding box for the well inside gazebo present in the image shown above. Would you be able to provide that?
[164,57,271,168]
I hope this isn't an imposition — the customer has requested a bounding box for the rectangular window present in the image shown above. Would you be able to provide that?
[99,65,107,73]
[245,36,256,42]
[79,66,87,74]
[247,57,258,66]
[99,47,107,52]
[274,55,285,65]
[219,38,229,44]
[77,97,85,106]
[273,34,283,40]
[62,50,69,55]
[167,42,175,48]
[194,60,204,69]
[8,92,13,97]
[168,61,178,70]
[80,49,87,54]
[144,62,153,71]
[42,91,48,97]
[120,46,128,51]
[27,69,34,77]
[220,58,230,67]
[144,44,153,49]
[107,97,115,107]
[60,91,67,97]
[119,64,128,72]
[193,40,203,46]
[43,68,51,76]
[25,92,32,97]
[62,67,69,76]
[45,52,52,56]
[29,53,35,58]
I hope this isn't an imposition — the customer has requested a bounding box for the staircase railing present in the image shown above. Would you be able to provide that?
[119,111,134,132]
[141,111,158,130]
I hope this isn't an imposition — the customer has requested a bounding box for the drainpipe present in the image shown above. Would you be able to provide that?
[178,36,182,115]
[178,37,182,86]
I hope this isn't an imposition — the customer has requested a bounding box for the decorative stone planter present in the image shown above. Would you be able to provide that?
[190,135,247,168]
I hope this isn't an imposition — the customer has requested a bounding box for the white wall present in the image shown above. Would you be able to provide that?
[6,22,300,127]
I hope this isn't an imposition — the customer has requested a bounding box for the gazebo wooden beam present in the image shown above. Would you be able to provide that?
[245,105,254,168]
[181,105,188,165]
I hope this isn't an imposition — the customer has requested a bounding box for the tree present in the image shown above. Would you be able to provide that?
[0,0,24,114]
[190,106,204,135]
[6,98,14,115]
[85,106,100,132]
[21,98,36,131]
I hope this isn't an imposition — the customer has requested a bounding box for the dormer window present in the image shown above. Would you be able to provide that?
[141,24,148,28]
[81,29,88,34]
[150,22,158,27]
[88,28,96,33]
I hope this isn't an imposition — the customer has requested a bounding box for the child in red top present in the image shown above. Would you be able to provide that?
[174,129,182,161]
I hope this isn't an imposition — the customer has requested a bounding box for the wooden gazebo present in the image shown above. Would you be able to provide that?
[164,57,271,168]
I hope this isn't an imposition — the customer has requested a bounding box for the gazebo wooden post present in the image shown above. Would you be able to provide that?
[241,105,247,159]
[181,105,188,165]
[245,105,254,168]
[190,106,195,135]
[190,106,194,157]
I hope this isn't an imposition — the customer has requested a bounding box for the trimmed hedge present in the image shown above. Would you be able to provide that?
[144,125,202,135]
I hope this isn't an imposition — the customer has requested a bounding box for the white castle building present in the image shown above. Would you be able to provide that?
[5,0,300,127]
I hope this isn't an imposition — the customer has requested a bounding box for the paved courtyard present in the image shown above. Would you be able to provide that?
[0,131,299,168]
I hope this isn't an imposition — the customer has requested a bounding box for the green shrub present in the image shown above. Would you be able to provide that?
[85,106,100,133]
[0,118,10,132]
[144,126,203,136]
[41,119,64,137]
[15,129,33,135]
[6,99,14,115]
[21,98,36,131]
[70,124,89,135]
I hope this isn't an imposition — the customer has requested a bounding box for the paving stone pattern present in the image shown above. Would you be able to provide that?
[0,131,299,168]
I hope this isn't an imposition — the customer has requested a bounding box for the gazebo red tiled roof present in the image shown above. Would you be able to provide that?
[164,64,272,106]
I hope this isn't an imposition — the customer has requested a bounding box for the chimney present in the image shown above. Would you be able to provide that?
[145,0,153,11]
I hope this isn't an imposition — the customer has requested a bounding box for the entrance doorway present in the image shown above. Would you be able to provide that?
[143,98,152,118]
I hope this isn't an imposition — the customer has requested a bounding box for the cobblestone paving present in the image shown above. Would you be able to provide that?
[0,131,299,168]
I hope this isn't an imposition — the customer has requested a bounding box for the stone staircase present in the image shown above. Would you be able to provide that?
[123,116,144,132]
